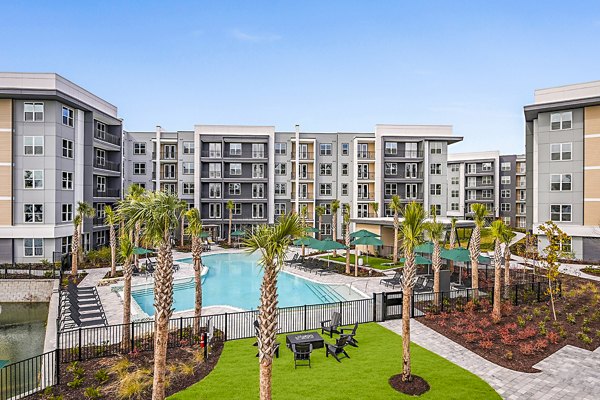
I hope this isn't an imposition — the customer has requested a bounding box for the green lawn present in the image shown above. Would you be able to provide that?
[319,254,402,270]
[169,323,499,400]
[456,227,495,252]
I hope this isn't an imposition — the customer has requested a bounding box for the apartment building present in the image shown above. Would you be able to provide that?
[0,73,123,263]
[525,80,600,261]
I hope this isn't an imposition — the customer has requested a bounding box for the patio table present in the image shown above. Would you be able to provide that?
[286,332,325,350]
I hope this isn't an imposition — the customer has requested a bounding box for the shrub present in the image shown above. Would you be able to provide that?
[67,361,84,378]
[533,338,549,351]
[517,327,537,340]
[519,343,536,355]
[67,376,85,389]
[578,332,593,345]
[546,331,560,344]
[558,325,567,338]
[566,313,576,324]
[532,307,541,317]
[538,321,547,336]
[517,315,526,328]
[464,333,479,343]
[504,350,513,360]
[501,302,513,315]
[84,386,102,399]
[109,358,132,379]
[117,368,152,400]
[464,300,477,314]
[478,339,494,349]
[94,369,110,384]
[478,318,492,329]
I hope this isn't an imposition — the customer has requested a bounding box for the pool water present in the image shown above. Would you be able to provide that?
[131,252,364,315]
[0,302,49,365]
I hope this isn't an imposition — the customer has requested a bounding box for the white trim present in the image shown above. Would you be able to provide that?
[0,196,11,200]
[584,198,600,202]
[0,128,11,132]
[585,133,600,139]
[584,166,600,170]
[0,224,73,238]
[0,162,11,167]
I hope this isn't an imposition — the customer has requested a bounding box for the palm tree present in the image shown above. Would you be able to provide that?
[370,202,379,217]
[426,215,444,306]
[71,201,95,277]
[502,229,516,299]
[124,184,146,269]
[490,220,508,320]
[343,204,351,275]
[331,200,340,257]
[119,232,134,349]
[226,200,235,246]
[104,206,119,278]
[399,201,425,382]
[120,191,185,400]
[315,205,326,240]
[300,204,308,257]
[449,217,457,249]
[469,203,489,292]
[244,213,303,400]
[180,212,185,247]
[185,207,204,332]
[389,195,402,264]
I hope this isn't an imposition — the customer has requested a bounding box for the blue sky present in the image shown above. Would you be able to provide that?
[1,1,600,153]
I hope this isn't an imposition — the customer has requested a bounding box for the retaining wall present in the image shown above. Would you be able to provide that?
[0,279,55,302]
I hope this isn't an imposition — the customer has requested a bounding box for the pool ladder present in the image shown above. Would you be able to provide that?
[305,283,345,303]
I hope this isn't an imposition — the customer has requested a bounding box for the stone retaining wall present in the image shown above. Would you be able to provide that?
[0,279,55,302]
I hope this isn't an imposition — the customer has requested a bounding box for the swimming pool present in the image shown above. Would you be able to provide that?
[131,252,365,315]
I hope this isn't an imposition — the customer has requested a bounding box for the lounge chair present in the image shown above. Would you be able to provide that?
[292,343,312,368]
[285,253,299,264]
[413,276,426,290]
[414,279,434,293]
[321,312,341,337]
[340,322,359,347]
[326,336,350,362]
[380,271,403,288]
[132,263,142,276]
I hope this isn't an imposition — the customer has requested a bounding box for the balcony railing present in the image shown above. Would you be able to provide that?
[223,151,267,158]
[385,150,424,158]
[161,174,178,181]
[290,152,315,160]
[93,188,120,198]
[291,193,314,200]
[291,173,315,180]
[93,159,120,172]
[465,196,494,201]
[94,129,121,146]
[356,151,375,159]
[401,193,424,201]
[466,169,494,175]
[201,172,223,179]
[160,151,177,160]
[357,194,375,201]
[357,172,375,180]
[93,217,106,226]
[200,151,223,158]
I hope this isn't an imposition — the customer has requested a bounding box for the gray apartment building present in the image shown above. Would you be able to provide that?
[525,80,600,261]
[0,73,123,263]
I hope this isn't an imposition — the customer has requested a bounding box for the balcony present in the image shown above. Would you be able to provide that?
[465,196,494,202]
[385,171,424,180]
[93,217,106,226]
[357,172,375,180]
[291,193,314,200]
[160,174,178,181]
[223,151,267,158]
[356,151,375,160]
[385,150,424,159]
[200,151,223,158]
[291,173,315,180]
[94,129,121,146]
[93,188,120,198]
[160,151,177,160]
[200,172,223,179]
[93,159,120,172]
[401,193,424,202]
[290,152,315,160]
[466,168,494,176]
[357,194,375,201]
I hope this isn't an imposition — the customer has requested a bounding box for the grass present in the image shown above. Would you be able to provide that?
[169,323,500,400]
[319,254,402,270]
[456,227,495,252]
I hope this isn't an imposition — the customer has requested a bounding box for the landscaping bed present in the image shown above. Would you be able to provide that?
[581,267,600,277]
[420,274,600,372]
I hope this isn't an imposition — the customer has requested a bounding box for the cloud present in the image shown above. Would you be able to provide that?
[231,29,281,43]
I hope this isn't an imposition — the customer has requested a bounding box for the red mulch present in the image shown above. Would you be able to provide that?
[389,374,430,396]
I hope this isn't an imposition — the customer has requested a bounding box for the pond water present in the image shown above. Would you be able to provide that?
[0,303,49,366]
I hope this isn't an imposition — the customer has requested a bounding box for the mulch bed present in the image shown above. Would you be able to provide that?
[36,342,223,399]
[102,270,124,279]
[581,267,600,277]
[420,273,600,372]
[389,374,430,396]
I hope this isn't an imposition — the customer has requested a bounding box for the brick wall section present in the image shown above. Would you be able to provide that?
[0,279,55,302]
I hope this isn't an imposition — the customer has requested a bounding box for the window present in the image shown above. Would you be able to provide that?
[451,203,459,211]
[385,183,397,196]
[182,141,194,154]
[24,102,44,121]
[230,163,242,176]
[450,164,459,172]
[96,231,106,246]
[319,203,332,215]
[320,223,332,236]
[62,139,74,158]
[229,183,241,195]
[357,204,369,218]
[467,177,476,188]
[320,163,332,176]
[24,204,43,223]
[24,136,44,155]
[501,162,511,171]
[209,143,221,158]
[62,106,74,127]
[451,177,459,185]
[341,143,349,156]
[209,163,221,178]
[467,190,476,200]
[62,204,73,222]
[320,143,332,156]
[451,190,459,198]
[518,203,526,214]
[430,142,442,154]
[299,184,309,199]
[252,143,265,158]
[136,183,146,189]
[357,143,369,158]
[275,183,286,195]
[24,170,43,189]
[232,204,242,215]
[431,204,441,216]
[482,189,492,198]
[96,203,106,220]
[482,176,493,185]
[61,237,72,254]
[518,218,526,228]
[209,183,222,198]
[95,148,106,166]
[357,164,370,179]
[24,238,43,257]
[341,163,348,175]
[560,237,572,253]
[163,183,176,194]
[299,164,310,179]
[385,163,397,176]
[62,172,73,190]
[385,142,397,155]
[500,203,511,212]
[406,184,418,199]
[551,204,572,222]
[405,143,418,158]
[252,164,265,178]
[133,163,146,175]
[501,189,511,198]
[252,183,265,198]
[551,174,572,191]
[183,162,194,175]
[252,203,265,219]
[131,143,146,157]
[430,163,442,175]
[208,203,221,218]
[96,176,106,192]
[341,183,348,196]
[275,142,287,155]
[357,184,369,199]
[482,162,492,172]
[550,143,572,161]
[319,183,332,196]
[275,163,286,175]
[467,164,476,174]
[502,217,511,226]
[163,164,176,179]
[550,112,572,130]
[182,183,194,195]
[518,190,526,201]
[501,176,511,185]
[274,203,286,215]
[162,145,176,159]
[405,163,417,178]
[430,184,441,196]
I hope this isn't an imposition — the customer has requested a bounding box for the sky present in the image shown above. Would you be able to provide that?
[1,1,600,154]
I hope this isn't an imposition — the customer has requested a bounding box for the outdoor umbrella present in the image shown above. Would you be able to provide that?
[133,247,153,255]
[352,235,383,265]
[400,255,432,274]
[293,236,317,257]
[231,230,245,247]
[199,232,211,238]
[304,227,319,233]
[415,241,434,254]
[349,229,380,239]
[441,247,491,284]
[311,239,347,268]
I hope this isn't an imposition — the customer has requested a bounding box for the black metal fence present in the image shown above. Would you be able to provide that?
[0,351,57,400]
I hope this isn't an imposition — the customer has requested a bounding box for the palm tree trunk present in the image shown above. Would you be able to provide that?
[504,246,511,299]
[228,210,233,246]
[470,226,481,293]
[258,263,278,400]
[345,231,351,275]
[318,216,322,240]
[433,242,441,307]
[134,221,140,270]
[71,225,79,277]
[122,263,132,351]
[393,225,399,264]
[401,250,416,382]
[180,215,185,247]
[110,225,117,278]
[492,240,502,320]
[332,213,338,257]
[151,242,174,400]
[192,236,203,334]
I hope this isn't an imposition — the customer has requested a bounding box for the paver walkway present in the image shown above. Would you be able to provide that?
[381,319,600,400]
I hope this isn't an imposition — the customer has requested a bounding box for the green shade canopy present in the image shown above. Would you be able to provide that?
[352,236,384,246]
[293,236,317,247]
[133,247,153,255]
[304,227,320,233]
[441,247,490,264]
[199,232,211,238]
[349,229,381,239]
[400,255,432,265]
[415,241,434,254]
[231,230,246,237]
[311,239,347,251]
[0,360,9,368]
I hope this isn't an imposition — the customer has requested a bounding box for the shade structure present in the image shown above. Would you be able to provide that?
[133,247,153,255]
[349,229,380,239]
[199,232,211,238]
[293,236,317,247]
[311,239,347,252]
[415,241,434,254]
[441,247,490,264]
[352,236,383,246]
[231,230,246,237]
[304,227,319,233]
[400,255,432,265]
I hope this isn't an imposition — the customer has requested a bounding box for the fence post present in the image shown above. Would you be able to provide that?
[514,284,519,306]
[382,293,387,321]
[224,312,228,341]
[411,292,415,318]
[131,322,135,352]
[303,305,307,331]
[339,302,343,324]
[490,287,494,306]
[440,291,444,313]
[179,317,183,343]
[537,282,541,302]
[202,332,208,360]
[372,293,376,322]
[558,280,562,298]
[78,327,82,361]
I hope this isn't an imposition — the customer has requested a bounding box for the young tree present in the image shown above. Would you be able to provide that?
[180,212,186,247]
[449,217,457,249]
[426,215,444,305]
[244,214,303,400]
[538,221,570,320]
[315,205,326,240]
[331,200,341,257]
[502,229,516,299]
[399,201,425,382]
[119,232,134,349]
[343,204,352,275]
[226,200,235,246]
[370,202,379,217]
[71,202,95,277]
[185,208,204,331]
[124,184,146,270]
[468,203,489,293]
[490,220,508,320]
[300,204,308,257]
[104,206,119,278]
[390,195,402,264]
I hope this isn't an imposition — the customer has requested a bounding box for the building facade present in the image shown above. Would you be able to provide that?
[525,80,600,261]
[0,73,123,263]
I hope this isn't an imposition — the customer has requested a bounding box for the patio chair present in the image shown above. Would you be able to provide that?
[326,336,350,362]
[292,343,313,368]
[413,276,426,290]
[145,261,156,276]
[132,263,142,276]
[67,281,95,294]
[414,279,434,293]
[285,253,299,264]
[339,322,359,347]
[380,271,402,288]
[320,311,341,337]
